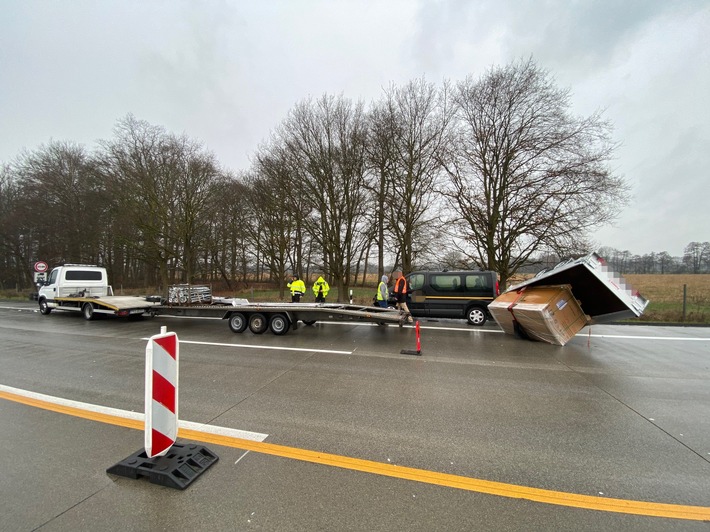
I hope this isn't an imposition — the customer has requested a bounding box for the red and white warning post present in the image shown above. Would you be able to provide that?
[144,327,179,458]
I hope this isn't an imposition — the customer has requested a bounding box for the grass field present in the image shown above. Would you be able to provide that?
[624,274,710,324]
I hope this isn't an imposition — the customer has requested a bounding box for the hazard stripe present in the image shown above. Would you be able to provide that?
[151,400,178,440]
[151,428,175,456]
[154,335,177,360]
[152,371,176,412]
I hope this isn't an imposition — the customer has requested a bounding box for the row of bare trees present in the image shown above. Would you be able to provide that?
[1,59,627,299]
[597,243,710,275]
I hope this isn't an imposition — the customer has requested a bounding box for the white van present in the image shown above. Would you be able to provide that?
[39,264,111,301]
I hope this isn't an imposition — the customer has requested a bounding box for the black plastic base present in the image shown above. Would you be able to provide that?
[107,443,219,490]
[400,349,422,356]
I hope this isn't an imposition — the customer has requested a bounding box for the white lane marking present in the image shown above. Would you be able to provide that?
[324,321,503,333]
[584,333,710,341]
[145,338,353,355]
[159,315,222,320]
[0,384,269,442]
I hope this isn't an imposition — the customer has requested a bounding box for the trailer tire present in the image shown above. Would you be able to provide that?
[302,320,316,326]
[269,314,290,335]
[249,313,268,334]
[82,303,95,321]
[228,312,248,333]
[39,298,52,315]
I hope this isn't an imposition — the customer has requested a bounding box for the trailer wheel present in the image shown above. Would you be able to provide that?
[249,313,268,334]
[82,303,95,321]
[39,298,52,315]
[228,312,247,333]
[269,313,290,335]
[466,306,487,326]
[302,320,316,326]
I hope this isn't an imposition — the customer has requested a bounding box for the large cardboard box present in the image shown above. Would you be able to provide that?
[489,284,589,346]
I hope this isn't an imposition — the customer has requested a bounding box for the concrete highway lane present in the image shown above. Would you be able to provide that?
[1,301,709,530]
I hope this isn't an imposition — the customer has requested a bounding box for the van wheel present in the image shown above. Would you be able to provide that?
[82,303,95,321]
[39,298,52,315]
[466,306,487,326]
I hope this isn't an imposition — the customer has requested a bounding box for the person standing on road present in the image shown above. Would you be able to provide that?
[287,274,306,303]
[312,276,330,303]
[392,270,413,323]
[375,275,389,308]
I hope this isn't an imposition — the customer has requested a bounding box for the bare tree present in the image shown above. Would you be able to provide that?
[13,141,108,267]
[370,78,453,273]
[279,94,370,300]
[247,145,305,298]
[98,115,223,288]
[0,164,30,288]
[683,241,710,273]
[441,58,628,288]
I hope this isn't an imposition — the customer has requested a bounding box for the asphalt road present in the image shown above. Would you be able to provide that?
[1,301,709,531]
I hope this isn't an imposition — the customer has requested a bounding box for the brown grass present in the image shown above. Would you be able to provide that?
[624,274,710,323]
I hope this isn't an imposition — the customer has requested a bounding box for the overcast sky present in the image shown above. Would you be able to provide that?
[1,0,708,257]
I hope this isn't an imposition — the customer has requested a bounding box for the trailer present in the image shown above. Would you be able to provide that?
[152,301,406,335]
[37,264,405,334]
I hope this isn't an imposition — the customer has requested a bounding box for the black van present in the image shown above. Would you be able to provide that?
[402,271,499,325]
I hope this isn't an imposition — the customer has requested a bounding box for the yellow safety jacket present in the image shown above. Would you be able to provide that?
[287,279,306,295]
[312,277,330,297]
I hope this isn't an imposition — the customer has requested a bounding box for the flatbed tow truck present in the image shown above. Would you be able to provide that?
[37,265,404,334]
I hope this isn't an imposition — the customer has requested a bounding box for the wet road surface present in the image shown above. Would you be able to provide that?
[1,301,709,531]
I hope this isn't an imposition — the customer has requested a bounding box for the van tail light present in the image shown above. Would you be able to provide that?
[495,280,500,296]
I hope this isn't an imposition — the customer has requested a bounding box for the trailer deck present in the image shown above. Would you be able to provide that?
[153,301,405,335]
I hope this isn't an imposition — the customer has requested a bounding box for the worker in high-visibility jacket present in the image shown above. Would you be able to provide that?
[375,275,389,308]
[392,270,413,323]
[287,274,306,303]
[312,276,330,303]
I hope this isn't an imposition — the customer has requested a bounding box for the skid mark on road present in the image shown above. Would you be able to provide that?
[2,384,709,522]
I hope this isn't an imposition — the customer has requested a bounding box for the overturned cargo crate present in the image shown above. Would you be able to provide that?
[490,252,649,345]
[489,284,590,346]
[507,252,648,323]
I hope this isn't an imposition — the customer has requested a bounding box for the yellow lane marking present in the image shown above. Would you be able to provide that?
[2,389,709,521]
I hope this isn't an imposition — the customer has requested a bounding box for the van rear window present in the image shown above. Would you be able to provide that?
[465,274,491,290]
[431,275,463,292]
[65,270,103,281]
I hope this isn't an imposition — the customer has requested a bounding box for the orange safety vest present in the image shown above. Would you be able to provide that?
[394,276,407,296]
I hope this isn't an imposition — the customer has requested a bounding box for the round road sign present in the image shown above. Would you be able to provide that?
[34,261,49,273]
